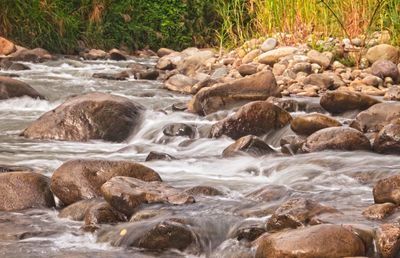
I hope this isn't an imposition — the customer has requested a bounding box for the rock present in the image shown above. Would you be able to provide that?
[307,50,332,69]
[0,76,44,99]
[171,102,187,111]
[0,172,55,211]
[303,73,334,90]
[156,57,175,70]
[211,239,254,258]
[188,71,281,115]
[185,185,223,196]
[280,135,306,155]
[266,198,337,232]
[255,224,366,258]
[362,75,382,87]
[209,101,292,140]
[291,113,341,136]
[238,64,258,76]
[145,151,176,161]
[302,127,371,152]
[266,97,304,112]
[162,123,196,138]
[84,202,127,230]
[375,223,400,258]
[222,135,275,157]
[211,67,229,80]
[366,44,399,64]
[371,60,399,83]
[83,49,107,60]
[362,203,397,220]
[58,198,103,221]
[258,47,298,65]
[108,49,127,61]
[9,48,52,62]
[177,49,214,75]
[7,62,30,71]
[0,37,16,55]
[157,48,175,57]
[373,121,400,154]
[164,74,198,94]
[101,176,194,216]
[230,220,266,242]
[242,49,262,64]
[352,102,400,133]
[51,159,161,206]
[92,71,129,80]
[127,63,148,74]
[292,62,312,74]
[22,92,143,142]
[320,91,380,114]
[246,185,289,202]
[261,38,278,52]
[0,164,33,172]
[384,86,400,100]
[135,69,159,80]
[373,175,400,205]
[98,219,198,252]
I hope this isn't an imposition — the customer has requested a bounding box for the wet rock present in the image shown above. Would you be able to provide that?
[375,223,400,258]
[9,48,53,62]
[266,198,337,232]
[280,135,306,155]
[384,86,400,101]
[51,159,161,206]
[362,203,397,220]
[22,92,143,142]
[290,113,341,136]
[0,37,16,55]
[261,38,278,52]
[0,75,44,99]
[303,73,334,90]
[266,97,304,112]
[238,64,258,76]
[127,63,148,74]
[222,135,275,157]
[246,185,289,203]
[92,71,129,80]
[242,49,262,64]
[0,172,55,211]
[185,185,223,196]
[1,61,30,71]
[258,47,298,65]
[320,91,380,114]
[210,101,292,139]
[84,202,127,230]
[211,239,254,258]
[371,60,399,83]
[162,123,196,138]
[109,49,127,61]
[157,48,175,57]
[188,71,281,115]
[145,151,176,161]
[373,121,400,154]
[164,74,198,94]
[58,198,103,221]
[83,49,107,60]
[373,175,400,205]
[366,44,399,64]
[101,176,194,216]
[255,224,366,258]
[135,69,159,80]
[171,102,187,111]
[352,103,400,133]
[230,220,266,242]
[302,127,371,152]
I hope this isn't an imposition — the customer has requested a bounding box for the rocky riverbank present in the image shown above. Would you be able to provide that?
[1,34,400,257]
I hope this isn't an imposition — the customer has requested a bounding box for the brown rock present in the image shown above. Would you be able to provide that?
[303,73,334,90]
[256,224,366,258]
[0,37,16,55]
[280,135,306,155]
[51,159,161,206]
[83,49,107,60]
[375,223,400,258]
[92,71,129,80]
[266,97,304,112]
[164,74,198,94]
[185,185,223,196]
[302,127,371,152]
[384,86,400,101]
[242,49,262,64]
[0,172,55,211]
[109,49,127,61]
[290,113,341,136]
[188,71,281,115]
[307,50,332,69]
[210,101,292,139]
[371,60,399,83]
[58,198,103,221]
[163,123,196,138]
[238,64,258,76]
[373,175,400,205]
[0,76,44,99]
[258,47,298,65]
[366,44,399,64]
[246,185,289,202]
[222,135,275,157]
[101,176,194,216]
[362,203,397,220]
[157,48,176,57]
[135,69,159,80]
[84,202,127,229]
[320,91,380,114]
[145,151,176,161]
[374,121,400,154]
[22,92,143,142]
[10,48,52,62]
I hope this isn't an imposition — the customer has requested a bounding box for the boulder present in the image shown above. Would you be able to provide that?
[22,92,143,142]
[145,151,176,161]
[0,37,16,55]
[384,86,400,101]
[371,60,399,83]
[238,64,258,76]
[303,73,334,90]
[101,176,194,216]
[362,203,397,220]
[0,76,44,99]
[83,49,107,60]
[58,198,103,221]
[0,172,55,211]
[373,121,400,154]
[373,175,400,205]
[162,123,196,138]
[108,49,127,61]
[51,159,161,206]
[320,91,380,114]
[375,223,400,258]
[307,50,332,69]
[351,102,400,133]
[258,47,298,65]
[222,135,275,157]
[255,224,366,258]
[302,127,371,152]
[164,74,198,94]
[188,71,281,115]
[10,48,52,62]
[209,101,292,139]
[135,69,159,80]
[280,135,306,155]
[157,48,176,57]
[266,198,337,232]
[84,202,127,230]
[290,113,341,136]
[365,44,399,64]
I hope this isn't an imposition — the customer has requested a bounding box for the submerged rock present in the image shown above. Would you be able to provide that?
[320,91,380,114]
[22,92,144,142]
[185,185,223,196]
[290,113,341,136]
[0,172,55,211]
[373,175,400,205]
[222,135,275,157]
[51,159,161,206]
[0,76,44,99]
[84,202,127,230]
[162,123,196,138]
[210,101,292,139]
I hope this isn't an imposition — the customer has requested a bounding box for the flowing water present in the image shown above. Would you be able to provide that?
[1,58,400,257]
